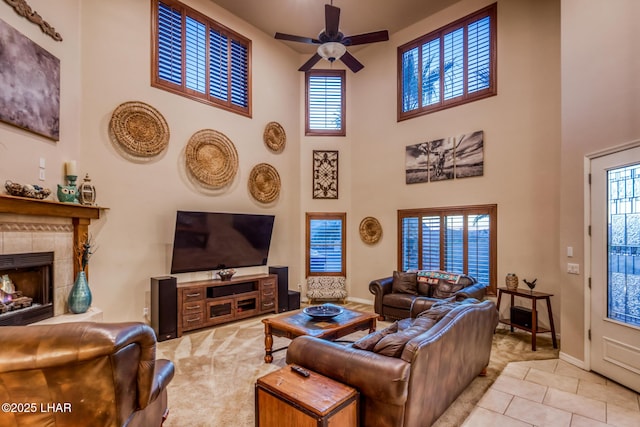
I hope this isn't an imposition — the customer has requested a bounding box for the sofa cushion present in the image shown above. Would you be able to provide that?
[372,324,426,358]
[382,292,417,309]
[353,321,399,351]
[391,271,418,295]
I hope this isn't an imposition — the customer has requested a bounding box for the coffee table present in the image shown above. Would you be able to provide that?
[262,307,378,363]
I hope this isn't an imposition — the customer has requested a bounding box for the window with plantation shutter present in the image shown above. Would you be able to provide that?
[306,213,346,276]
[306,70,345,136]
[398,204,496,295]
[152,0,251,117]
[398,3,496,121]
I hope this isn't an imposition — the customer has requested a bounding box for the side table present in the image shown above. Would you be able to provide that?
[496,287,558,351]
[255,365,358,427]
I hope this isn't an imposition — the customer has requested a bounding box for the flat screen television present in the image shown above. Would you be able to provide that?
[170,211,275,274]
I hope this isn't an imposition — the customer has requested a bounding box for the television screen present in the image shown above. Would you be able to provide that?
[170,211,275,274]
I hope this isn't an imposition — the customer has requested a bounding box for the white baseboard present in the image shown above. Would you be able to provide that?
[559,351,587,370]
[347,296,374,305]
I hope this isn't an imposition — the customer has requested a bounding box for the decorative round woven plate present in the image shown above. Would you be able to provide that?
[248,163,280,203]
[359,216,382,244]
[263,121,286,153]
[109,101,169,157]
[186,129,239,188]
[303,304,343,320]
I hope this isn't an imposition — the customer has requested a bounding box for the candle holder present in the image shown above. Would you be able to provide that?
[57,174,79,203]
[78,173,97,206]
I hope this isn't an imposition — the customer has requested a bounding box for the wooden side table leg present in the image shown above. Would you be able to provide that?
[369,318,377,334]
[546,296,558,349]
[264,324,274,363]
[510,294,515,332]
[531,298,538,351]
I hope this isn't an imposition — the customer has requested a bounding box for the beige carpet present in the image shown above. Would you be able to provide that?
[156,302,558,427]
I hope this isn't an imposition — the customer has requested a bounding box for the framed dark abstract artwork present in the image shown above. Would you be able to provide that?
[0,18,60,140]
[313,150,338,199]
[405,130,483,184]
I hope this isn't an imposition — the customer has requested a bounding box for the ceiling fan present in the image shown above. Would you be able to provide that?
[274,2,389,73]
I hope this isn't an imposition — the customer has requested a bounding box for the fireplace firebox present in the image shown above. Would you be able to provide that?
[0,252,54,326]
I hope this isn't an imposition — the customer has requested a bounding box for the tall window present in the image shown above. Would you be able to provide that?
[398,3,496,121]
[152,0,252,117]
[398,204,497,294]
[306,70,346,136]
[306,213,346,276]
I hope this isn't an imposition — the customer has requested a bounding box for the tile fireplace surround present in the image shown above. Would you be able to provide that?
[0,195,104,320]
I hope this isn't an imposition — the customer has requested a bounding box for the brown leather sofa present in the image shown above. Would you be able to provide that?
[369,270,488,320]
[286,299,498,427]
[0,322,174,427]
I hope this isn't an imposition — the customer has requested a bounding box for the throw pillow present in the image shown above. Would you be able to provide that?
[391,271,418,295]
[372,324,426,358]
[352,321,399,351]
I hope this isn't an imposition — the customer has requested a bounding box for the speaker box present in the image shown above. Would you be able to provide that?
[269,266,290,312]
[151,276,177,341]
[511,306,537,330]
[288,290,300,311]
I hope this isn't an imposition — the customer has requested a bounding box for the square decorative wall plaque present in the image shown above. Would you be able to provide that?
[313,150,338,199]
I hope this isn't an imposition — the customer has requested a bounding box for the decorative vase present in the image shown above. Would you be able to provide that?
[68,271,92,314]
[505,273,519,290]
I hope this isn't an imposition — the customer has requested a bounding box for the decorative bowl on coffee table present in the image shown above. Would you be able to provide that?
[303,304,343,320]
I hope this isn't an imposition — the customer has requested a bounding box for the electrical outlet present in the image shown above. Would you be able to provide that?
[143,307,149,317]
[297,283,301,290]
[39,169,45,181]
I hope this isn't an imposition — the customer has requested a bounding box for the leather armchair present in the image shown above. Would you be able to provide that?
[0,322,174,427]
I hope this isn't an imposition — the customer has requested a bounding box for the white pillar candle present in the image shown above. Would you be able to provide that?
[66,161,77,176]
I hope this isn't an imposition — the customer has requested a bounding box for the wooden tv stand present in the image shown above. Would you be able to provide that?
[177,273,277,337]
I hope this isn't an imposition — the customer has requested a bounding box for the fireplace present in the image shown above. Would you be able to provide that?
[0,252,54,326]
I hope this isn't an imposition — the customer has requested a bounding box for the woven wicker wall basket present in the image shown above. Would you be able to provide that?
[248,163,280,203]
[263,121,286,153]
[359,217,382,244]
[109,101,169,157]
[186,129,239,188]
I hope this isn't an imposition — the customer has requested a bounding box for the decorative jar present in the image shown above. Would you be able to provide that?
[505,273,519,290]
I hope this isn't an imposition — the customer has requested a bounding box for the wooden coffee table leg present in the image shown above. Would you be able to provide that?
[264,323,274,363]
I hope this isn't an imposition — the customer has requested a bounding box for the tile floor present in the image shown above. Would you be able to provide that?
[463,359,640,427]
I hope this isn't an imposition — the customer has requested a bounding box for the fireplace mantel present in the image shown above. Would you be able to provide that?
[0,194,107,278]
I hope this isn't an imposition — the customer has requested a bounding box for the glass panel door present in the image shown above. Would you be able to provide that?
[607,164,640,327]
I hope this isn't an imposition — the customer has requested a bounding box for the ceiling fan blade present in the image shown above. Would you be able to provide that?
[340,51,364,73]
[343,30,390,46]
[275,32,320,44]
[298,53,323,72]
[325,4,341,38]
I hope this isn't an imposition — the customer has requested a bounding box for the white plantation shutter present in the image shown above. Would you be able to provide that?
[306,70,345,135]
[157,2,182,85]
[309,219,343,273]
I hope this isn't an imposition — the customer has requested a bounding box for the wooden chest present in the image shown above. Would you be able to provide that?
[255,365,358,427]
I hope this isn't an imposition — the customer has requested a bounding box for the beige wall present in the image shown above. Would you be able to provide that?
[0,0,571,346]
[560,0,640,363]
[0,0,81,188]
[345,0,562,332]
[1,0,302,322]
[78,0,302,321]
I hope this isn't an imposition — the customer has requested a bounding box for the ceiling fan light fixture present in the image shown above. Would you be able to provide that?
[317,42,346,62]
